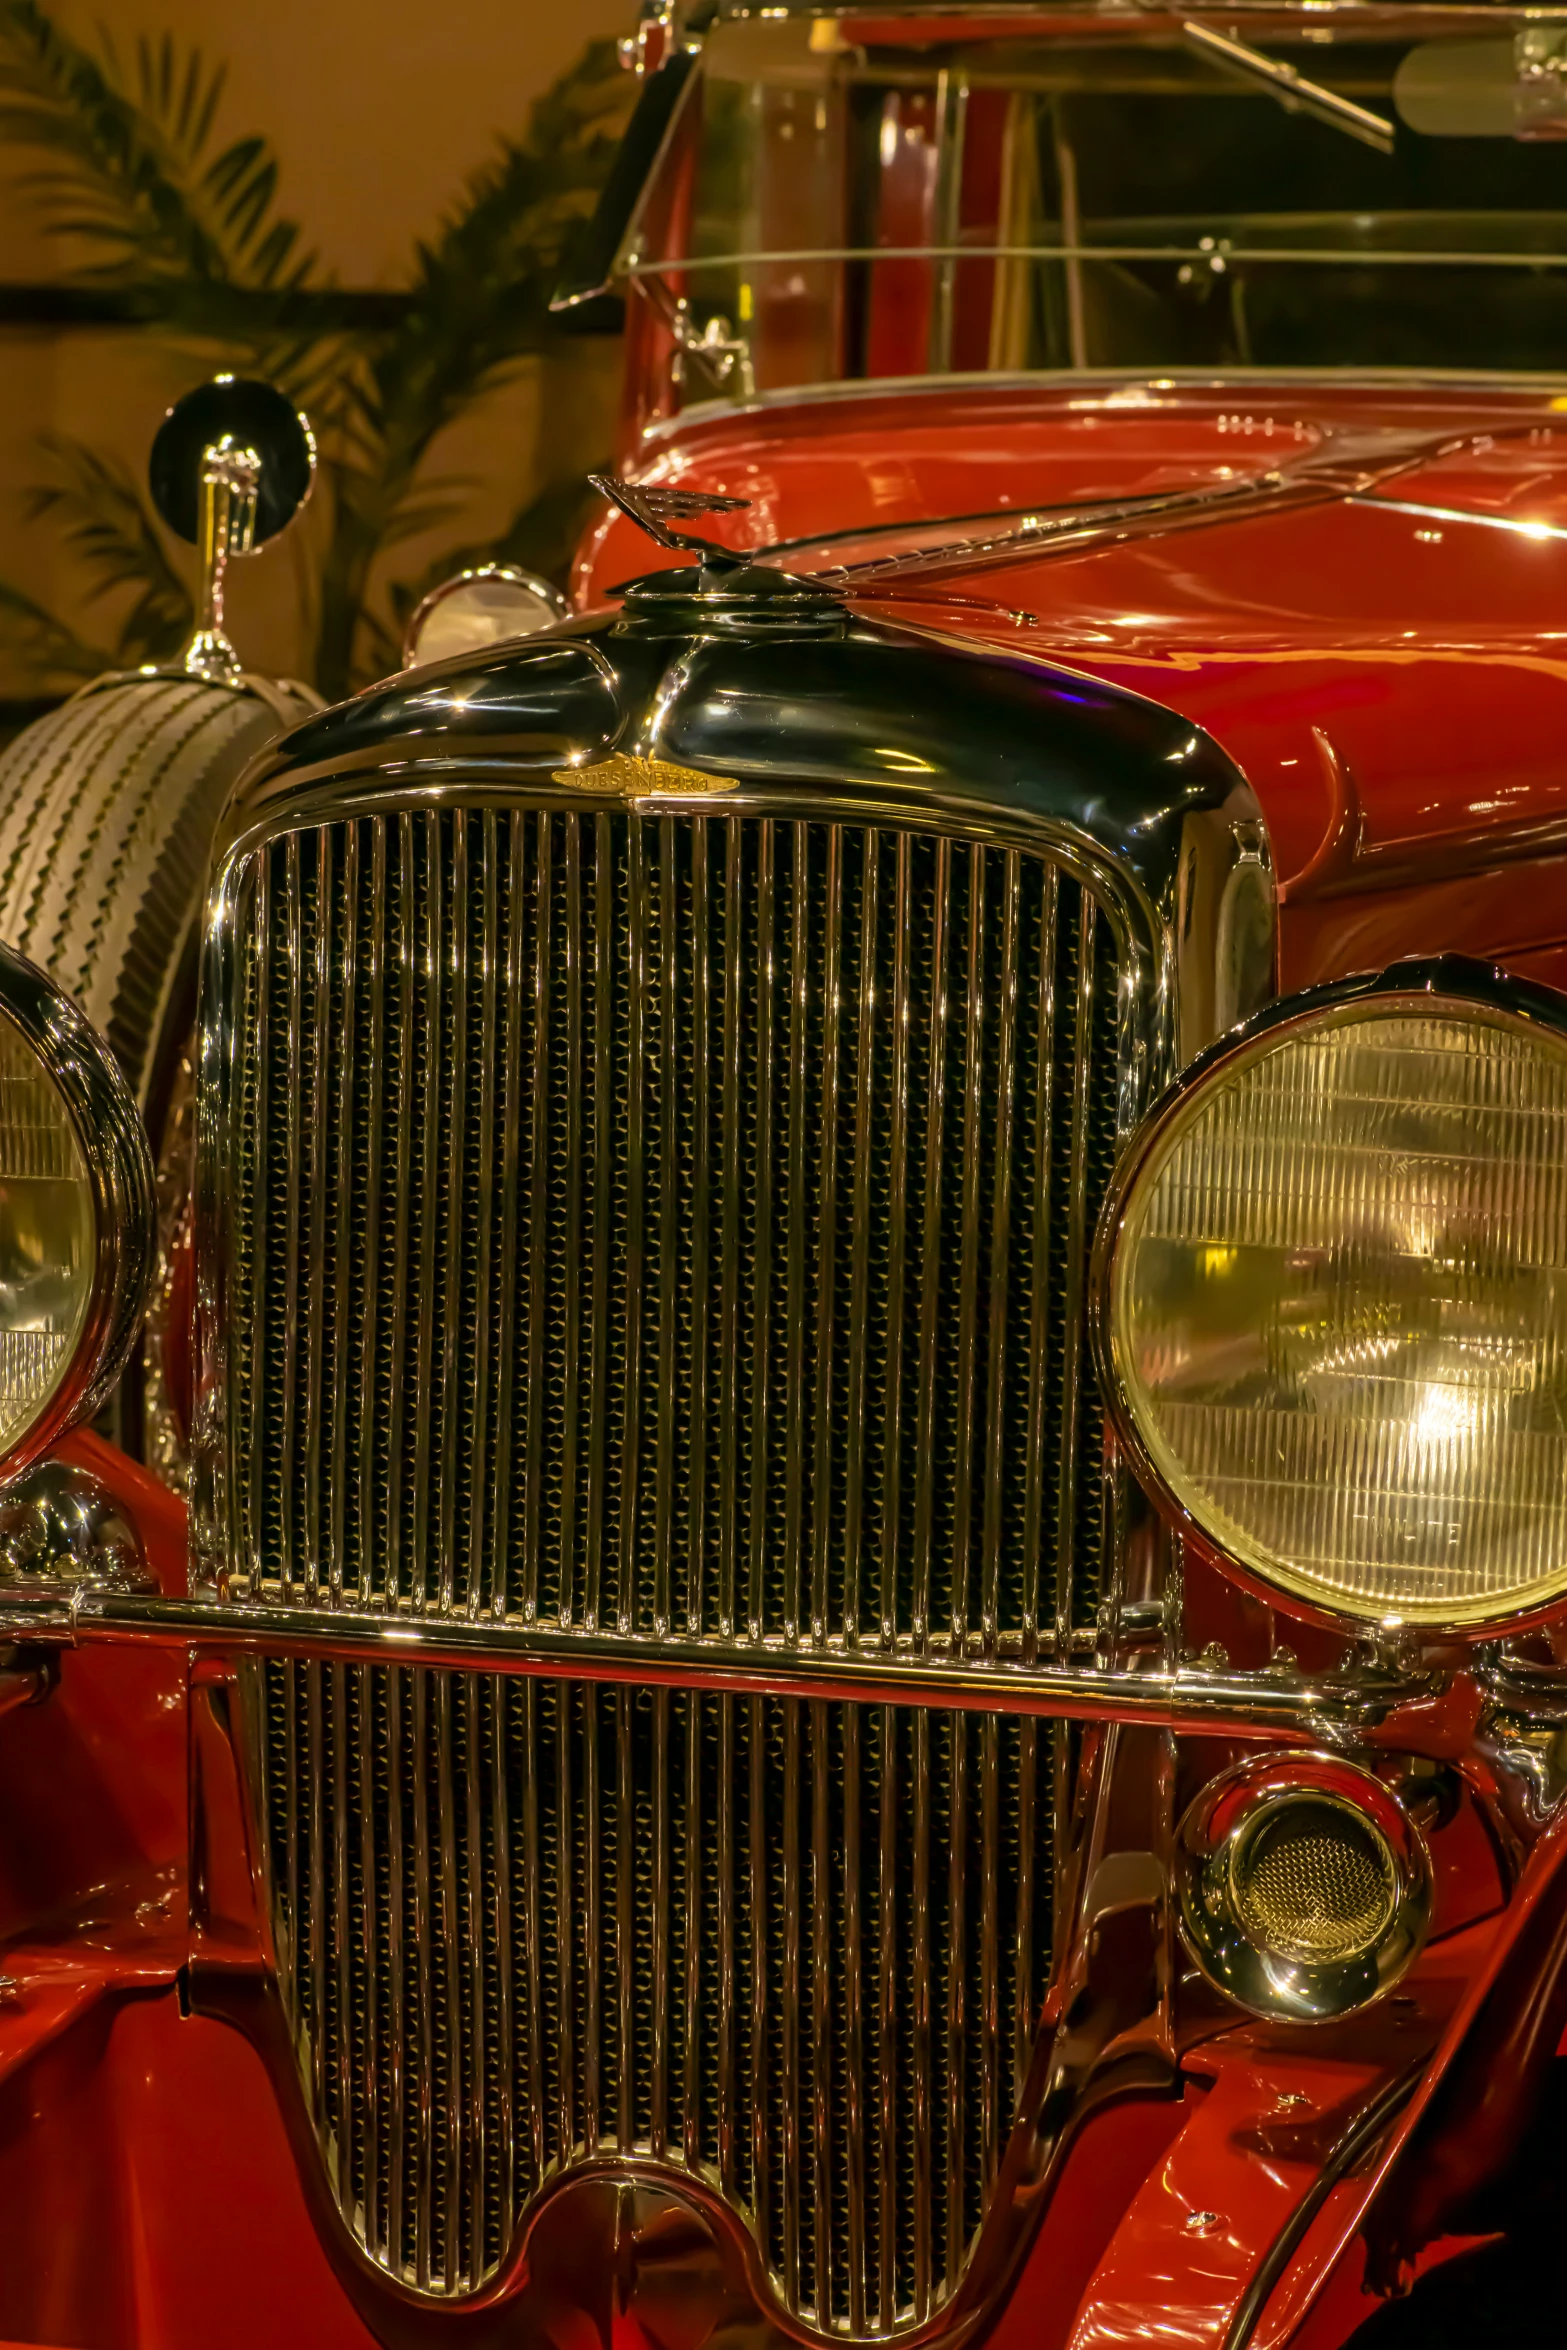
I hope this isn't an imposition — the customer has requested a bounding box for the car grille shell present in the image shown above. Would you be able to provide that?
[214,800,1127,2332]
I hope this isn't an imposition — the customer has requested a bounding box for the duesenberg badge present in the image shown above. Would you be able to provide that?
[550,753,737,796]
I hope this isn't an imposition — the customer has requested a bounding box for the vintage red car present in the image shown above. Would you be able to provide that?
[2,4,1567,2345]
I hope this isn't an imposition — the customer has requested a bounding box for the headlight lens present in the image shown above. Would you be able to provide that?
[0,941,154,1474]
[1107,988,1567,1628]
[402,564,568,669]
[0,1007,94,1452]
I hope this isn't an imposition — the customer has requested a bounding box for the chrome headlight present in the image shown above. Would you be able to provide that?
[1100,960,1567,1631]
[0,942,154,1473]
[1176,1753,1431,2021]
[402,564,569,669]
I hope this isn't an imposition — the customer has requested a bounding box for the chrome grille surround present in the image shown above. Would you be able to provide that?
[192,586,1275,2344]
[198,780,1144,2336]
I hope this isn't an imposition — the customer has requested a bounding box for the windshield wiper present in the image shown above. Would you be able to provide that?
[1175,19,1396,154]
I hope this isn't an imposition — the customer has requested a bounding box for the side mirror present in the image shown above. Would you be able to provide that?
[149,376,316,685]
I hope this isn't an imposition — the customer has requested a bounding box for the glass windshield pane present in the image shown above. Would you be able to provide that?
[629,12,1567,404]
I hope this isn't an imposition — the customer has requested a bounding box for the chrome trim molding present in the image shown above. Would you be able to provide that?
[0,1585,1427,1741]
[651,367,1567,444]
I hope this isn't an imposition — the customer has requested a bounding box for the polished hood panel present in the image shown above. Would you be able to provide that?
[574,379,1567,995]
[225,598,1271,1072]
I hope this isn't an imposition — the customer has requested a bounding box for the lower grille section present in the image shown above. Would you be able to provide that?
[249,1662,1054,2333]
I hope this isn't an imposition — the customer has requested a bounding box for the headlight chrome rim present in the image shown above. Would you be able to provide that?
[0,939,156,1477]
[1176,1750,1432,2022]
[1093,953,1567,1639]
[402,563,570,671]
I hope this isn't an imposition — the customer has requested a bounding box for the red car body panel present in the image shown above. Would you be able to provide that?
[6,382,1567,2339]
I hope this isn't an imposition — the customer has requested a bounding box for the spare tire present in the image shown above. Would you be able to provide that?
[0,667,316,1459]
[0,669,313,1115]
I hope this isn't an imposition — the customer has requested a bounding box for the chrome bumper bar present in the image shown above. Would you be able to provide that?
[0,1582,1425,1742]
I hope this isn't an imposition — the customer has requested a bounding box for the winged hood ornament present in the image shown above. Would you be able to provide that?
[589,473,753,563]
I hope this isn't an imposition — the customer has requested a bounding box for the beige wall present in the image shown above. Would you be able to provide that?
[49,0,638,285]
[0,0,638,692]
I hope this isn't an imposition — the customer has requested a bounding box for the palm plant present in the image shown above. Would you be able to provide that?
[0,0,629,700]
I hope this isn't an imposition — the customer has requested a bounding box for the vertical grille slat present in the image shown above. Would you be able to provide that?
[651,1684,672,2159]
[784,824,811,1649]
[810,829,842,1653]
[950,846,985,1657]
[386,1669,408,2272]
[980,853,1020,1661]
[467,819,497,1622]
[386,814,416,1618]
[226,802,1128,2331]
[412,813,441,1619]
[689,824,713,1641]
[875,1703,898,2334]
[747,1691,770,2255]
[879,834,911,1656]
[438,818,466,1623]
[844,828,878,1651]
[810,1698,833,2321]
[309,824,339,1600]
[909,1709,933,2323]
[345,821,371,1608]
[655,818,679,1641]
[280,829,303,1602]
[561,817,586,1634]
[910,836,950,1661]
[519,1680,545,2185]
[411,1672,436,2288]
[355,1664,381,2254]
[746,821,776,1647]
[330,1661,352,2214]
[621,818,648,1641]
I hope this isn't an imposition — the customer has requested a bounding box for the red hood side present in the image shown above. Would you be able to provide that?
[580,380,1567,992]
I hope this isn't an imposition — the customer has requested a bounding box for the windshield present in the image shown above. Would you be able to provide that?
[623,9,1567,410]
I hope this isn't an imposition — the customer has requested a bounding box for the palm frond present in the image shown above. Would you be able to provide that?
[391,471,600,630]
[0,0,315,289]
[313,38,629,695]
[0,14,628,704]
[25,434,192,662]
[0,580,113,688]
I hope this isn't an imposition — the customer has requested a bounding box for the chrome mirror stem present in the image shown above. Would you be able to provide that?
[180,434,263,684]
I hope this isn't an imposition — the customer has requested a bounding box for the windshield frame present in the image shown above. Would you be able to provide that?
[554,1,1567,418]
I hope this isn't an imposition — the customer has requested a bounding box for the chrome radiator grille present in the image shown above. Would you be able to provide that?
[215,799,1129,2332]
[249,1660,1054,2325]
[222,807,1123,1648]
